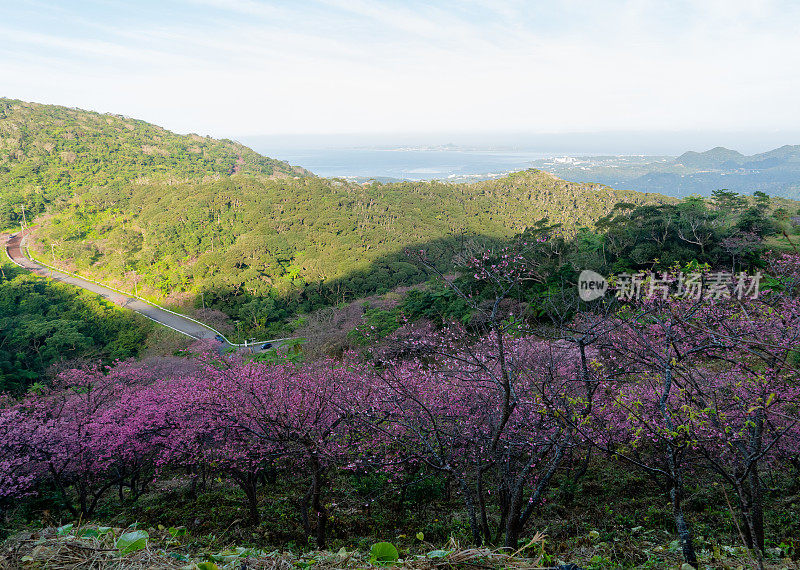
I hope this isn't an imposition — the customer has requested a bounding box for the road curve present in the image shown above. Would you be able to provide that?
[4,230,277,351]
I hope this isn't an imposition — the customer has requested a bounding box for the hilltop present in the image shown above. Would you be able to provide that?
[674,146,746,169]
[674,144,800,170]
[0,98,306,228]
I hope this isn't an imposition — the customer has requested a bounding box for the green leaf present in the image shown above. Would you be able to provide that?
[168,526,188,538]
[56,524,74,536]
[115,530,149,555]
[369,542,399,566]
[76,528,100,539]
[426,550,451,559]
[195,563,220,570]
[415,532,424,541]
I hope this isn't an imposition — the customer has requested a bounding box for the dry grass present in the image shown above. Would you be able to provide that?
[0,529,565,570]
[6,526,797,569]
[0,529,185,569]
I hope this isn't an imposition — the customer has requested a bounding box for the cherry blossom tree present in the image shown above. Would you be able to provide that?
[593,261,800,568]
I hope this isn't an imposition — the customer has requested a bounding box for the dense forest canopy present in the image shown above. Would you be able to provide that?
[28,170,666,335]
[0,98,306,229]
[348,191,799,350]
[0,262,152,392]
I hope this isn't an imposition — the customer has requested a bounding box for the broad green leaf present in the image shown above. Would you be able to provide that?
[369,542,399,566]
[115,530,149,555]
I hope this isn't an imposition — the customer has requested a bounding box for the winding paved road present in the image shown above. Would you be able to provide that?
[4,230,280,351]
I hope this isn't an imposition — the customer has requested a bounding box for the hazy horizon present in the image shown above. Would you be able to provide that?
[239,130,800,158]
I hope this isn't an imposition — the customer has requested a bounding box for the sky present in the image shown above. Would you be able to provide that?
[2,0,800,142]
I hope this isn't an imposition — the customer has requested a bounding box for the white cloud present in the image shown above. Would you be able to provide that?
[1,0,798,136]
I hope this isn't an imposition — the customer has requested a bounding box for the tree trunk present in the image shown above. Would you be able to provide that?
[562,448,591,505]
[476,470,492,546]
[131,471,141,500]
[458,478,482,546]
[244,474,260,525]
[310,455,327,549]
[504,498,522,550]
[736,483,765,570]
[661,364,698,568]
[671,484,698,568]
[299,483,313,543]
[504,474,525,550]
[748,471,765,553]
[78,482,89,519]
[494,472,510,546]
[748,409,766,553]
[49,466,77,518]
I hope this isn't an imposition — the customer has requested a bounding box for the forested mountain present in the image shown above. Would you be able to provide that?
[3,99,800,568]
[0,98,307,228]
[674,145,800,170]
[673,146,746,168]
[531,144,800,198]
[7,97,796,340]
[28,169,665,335]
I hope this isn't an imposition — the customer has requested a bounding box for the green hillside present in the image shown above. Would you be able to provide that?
[29,170,666,335]
[1,98,672,337]
[0,98,306,228]
[0,260,153,392]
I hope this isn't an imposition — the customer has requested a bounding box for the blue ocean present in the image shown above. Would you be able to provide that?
[256,147,556,181]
